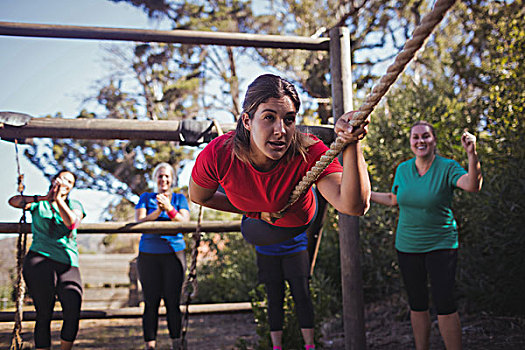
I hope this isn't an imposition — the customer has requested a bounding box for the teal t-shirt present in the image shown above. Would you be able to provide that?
[29,199,85,267]
[392,155,467,253]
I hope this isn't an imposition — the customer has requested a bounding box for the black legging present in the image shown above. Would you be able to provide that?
[137,252,184,341]
[265,276,315,331]
[397,249,458,315]
[23,250,83,349]
[257,251,314,331]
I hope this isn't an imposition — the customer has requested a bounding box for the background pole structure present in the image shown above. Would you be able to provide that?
[329,27,366,349]
[0,21,329,51]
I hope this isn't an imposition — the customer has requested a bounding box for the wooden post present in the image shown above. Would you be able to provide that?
[329,27,366,349]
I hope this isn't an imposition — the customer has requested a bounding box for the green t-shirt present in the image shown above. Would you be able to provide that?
[29,199,85,267]
[392,155,467,253]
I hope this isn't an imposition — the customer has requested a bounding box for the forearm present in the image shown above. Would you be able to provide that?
[55,198,80,228]
[466,152,483,192]
[457,151,483,192]
[166,207,191,222]
[343,142,371,215]
[371,191,397,206]
[336,142,371,216]
[136,208,162,222]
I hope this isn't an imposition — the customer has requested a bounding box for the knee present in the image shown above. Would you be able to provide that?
[435,302,457,316]
[433,291,456,315]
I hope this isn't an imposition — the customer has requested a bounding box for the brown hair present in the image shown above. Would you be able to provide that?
[410,120,436,138]
[50,170,77,186]
[228,74,316,164]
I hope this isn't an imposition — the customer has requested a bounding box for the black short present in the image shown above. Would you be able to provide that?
[397,249,458,315]
[256,249,310,284]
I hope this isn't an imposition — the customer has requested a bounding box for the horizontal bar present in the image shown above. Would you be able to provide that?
[0,21,330,51]
[0,302,253,322]
[0,221,241,234]
[0,117,226,142]
[0,116,336,143]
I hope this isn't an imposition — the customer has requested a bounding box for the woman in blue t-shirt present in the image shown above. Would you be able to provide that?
[371,121,482,350]
[9,170,85,350]
[135,162,190,350]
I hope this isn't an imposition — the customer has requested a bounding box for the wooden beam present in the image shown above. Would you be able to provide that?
[0,116,336,144]
[0,117,223,142]
[0,302,253,322]
[0,21,330,51]
[0,221,241,234]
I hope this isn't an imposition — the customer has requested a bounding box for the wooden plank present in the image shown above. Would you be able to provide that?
[0,116,335,143]
[0,21,330,51]
[0,221,241,234]
[0,302,254,322]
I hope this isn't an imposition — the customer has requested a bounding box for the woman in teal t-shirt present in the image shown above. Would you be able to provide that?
[9,169,85,350]
[371,121,482,350]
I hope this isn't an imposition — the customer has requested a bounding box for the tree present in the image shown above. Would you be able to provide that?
[359,0,525,315]
[25,0,436,208]
[446,0,525,315]
[25,41,200,201]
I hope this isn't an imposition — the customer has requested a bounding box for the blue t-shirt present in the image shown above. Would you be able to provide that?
[392,155,467,253]
[255,231,308,256]
[135,192,189,254]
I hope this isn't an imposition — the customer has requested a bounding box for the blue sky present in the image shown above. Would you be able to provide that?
[0,0,167,224]
[0,0,270,225]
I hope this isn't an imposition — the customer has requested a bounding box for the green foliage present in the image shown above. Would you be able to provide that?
[192,233,258,303]
[0,284,14,310]
[315,205,401,305]
[355,0,525,316]
[255,0,435,120]
[447,0,525,315]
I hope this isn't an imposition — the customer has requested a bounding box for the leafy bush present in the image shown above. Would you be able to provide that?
[192,233,258,303]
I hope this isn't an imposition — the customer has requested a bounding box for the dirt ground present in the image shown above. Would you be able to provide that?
[1,302,524,349]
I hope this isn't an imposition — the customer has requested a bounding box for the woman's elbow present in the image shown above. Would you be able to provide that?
[188,192,204,206]
[465,179,483,193]
[354,201,371,216]
[339,200,370,216]
[466,184,482,193]
[187,187,200,205]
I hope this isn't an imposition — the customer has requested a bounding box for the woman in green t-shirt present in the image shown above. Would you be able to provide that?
[371,121,482,350]
[9,169,85,350]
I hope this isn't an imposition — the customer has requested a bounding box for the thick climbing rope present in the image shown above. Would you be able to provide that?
[10,139,29,350]
[180,205,203,349]
[277,0,457,215]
